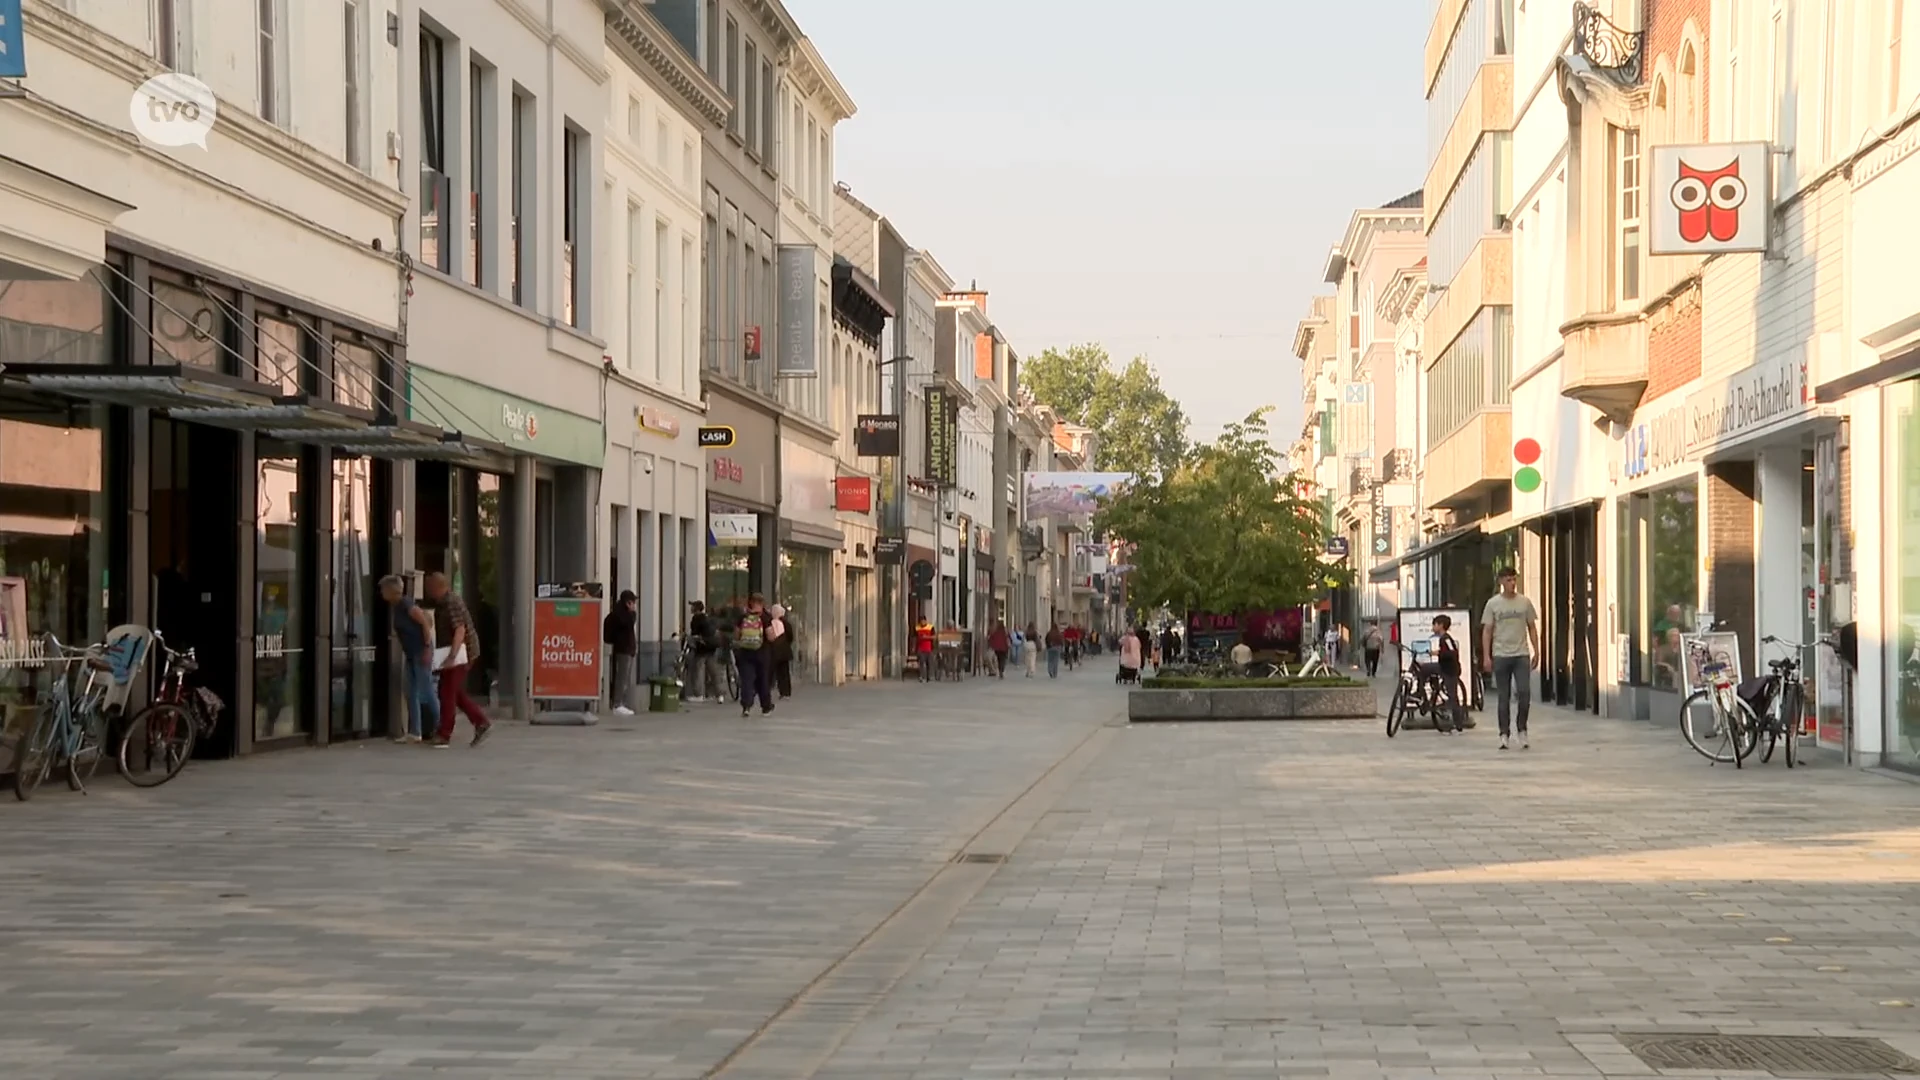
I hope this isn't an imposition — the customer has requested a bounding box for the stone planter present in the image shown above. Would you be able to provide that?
[1128,685,1377,723]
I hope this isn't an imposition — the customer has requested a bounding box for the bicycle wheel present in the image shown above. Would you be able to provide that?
[1680,689,1739,764]
[725,660,741,702]
[67,707,108,792]
[11,708,58,802]
[118,703,196,788]
[1757,707,1781,764]
[1725,692,1761,767]
[1782,684,1803,769]
[1386,683,1406,737]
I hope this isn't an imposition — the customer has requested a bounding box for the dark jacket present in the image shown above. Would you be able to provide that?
[689,610,717,653]
[603,601,638,655]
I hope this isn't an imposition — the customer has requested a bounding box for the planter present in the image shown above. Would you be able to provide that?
[1129,684,1377,723]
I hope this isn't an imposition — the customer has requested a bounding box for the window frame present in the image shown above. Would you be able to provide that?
[343,0,366,170]
[467,58,492,290]
[1611,125,1642,308]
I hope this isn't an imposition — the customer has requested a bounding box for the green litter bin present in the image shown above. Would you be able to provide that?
[647,676,682,713]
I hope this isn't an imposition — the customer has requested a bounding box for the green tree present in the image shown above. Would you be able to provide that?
[1020,343,1189,478]
[1096,408,1322,615]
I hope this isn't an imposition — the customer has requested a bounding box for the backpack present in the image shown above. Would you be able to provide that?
[735,612,766,651]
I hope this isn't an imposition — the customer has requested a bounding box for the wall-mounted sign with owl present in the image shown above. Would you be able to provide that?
[1649,142,1772,256]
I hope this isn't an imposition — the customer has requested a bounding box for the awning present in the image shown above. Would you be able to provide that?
[171,394,376,436]
[10,363,276,411]
[1370,522,1485,583]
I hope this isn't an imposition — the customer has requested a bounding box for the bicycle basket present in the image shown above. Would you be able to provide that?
[191,686,226,736]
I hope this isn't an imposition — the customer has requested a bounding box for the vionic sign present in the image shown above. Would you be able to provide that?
[1685,354,1809,455]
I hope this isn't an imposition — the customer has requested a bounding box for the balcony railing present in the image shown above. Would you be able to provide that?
[1572,1,1643,85]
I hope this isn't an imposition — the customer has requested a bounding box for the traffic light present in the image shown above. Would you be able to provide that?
[1513,437,1543,493]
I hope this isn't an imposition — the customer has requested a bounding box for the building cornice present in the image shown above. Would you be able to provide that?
[496,0,609,84]
[788,38,856,121]
[603,1,730,129]
[742,0,802,55]
[908,249,954,294]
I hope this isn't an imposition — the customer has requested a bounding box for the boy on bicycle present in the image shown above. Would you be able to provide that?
[1425,614,1466,734]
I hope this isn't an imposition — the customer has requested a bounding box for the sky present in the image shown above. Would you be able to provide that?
[786,0,1432,447]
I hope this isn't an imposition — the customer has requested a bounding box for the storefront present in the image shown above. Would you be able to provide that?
[779,427,841,685]
[1,245,425,762]
[1606,386,1701,722]
[604,381,704,678]
[705,391,778,608]
[835,476,880,682]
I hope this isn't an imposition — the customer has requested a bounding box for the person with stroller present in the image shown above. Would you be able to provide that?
[1117,624,1143,683]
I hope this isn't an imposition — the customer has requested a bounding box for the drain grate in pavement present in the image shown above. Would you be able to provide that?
[951,852,1007,864]
[1618,1033,1920,1075]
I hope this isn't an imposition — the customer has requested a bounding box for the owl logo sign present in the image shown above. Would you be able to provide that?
[1650,143,1771,256]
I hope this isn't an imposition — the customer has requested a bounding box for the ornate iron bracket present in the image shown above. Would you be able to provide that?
[1572,1,1644,85]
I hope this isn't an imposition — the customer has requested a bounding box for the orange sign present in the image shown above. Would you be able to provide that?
[834,476,873,512]
[531,595,602,699]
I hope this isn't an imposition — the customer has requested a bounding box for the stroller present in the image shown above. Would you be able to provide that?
[1115,663,1141,684]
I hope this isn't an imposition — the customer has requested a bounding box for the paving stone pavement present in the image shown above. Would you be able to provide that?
[0,668,1115,1080]
[809,677,1920,1080]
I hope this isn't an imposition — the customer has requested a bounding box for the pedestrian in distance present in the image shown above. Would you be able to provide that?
[603,588,639,717]
[1429,613,1467,734]
[768,603,794,698]
[1323,622,1341,667]
[914,616,935,682]
[1024,622,1040,677]
[1362,620,1385,678]
[1481,566,1540,750]
[686,601,725,703]
[988,620,1010,679]
[379,575,440,744]
[732,593,775,717]
[1117,625,1142,684]
[1045,622,1064,678]
[1230,637,1252,675]
[426,572,493,746]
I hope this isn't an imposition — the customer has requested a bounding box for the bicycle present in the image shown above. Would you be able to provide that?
[1743,634,1831,768]
[1292,645,1335,679]
[1387,644,1465,737]
[117,630,220,787]
[1679,636,1759,766]
[10,635,115,801]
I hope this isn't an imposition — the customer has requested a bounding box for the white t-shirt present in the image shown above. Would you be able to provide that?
[1230,642,1252,665]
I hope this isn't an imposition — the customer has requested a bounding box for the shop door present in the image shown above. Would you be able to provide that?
[254,439,311,743]
[149,418,241,757]
[329,454,376,740]
[1812,435,1850,750]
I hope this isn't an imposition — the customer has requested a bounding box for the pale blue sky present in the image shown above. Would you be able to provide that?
[788,0,1431,445]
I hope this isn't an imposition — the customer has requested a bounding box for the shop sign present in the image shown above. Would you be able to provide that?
[1684,353,1810,455]
[1649,143,1772,256]
[1325,536,1349,557]
[502,403,539,444]
[531,584,604,700]
[833,476,873,513]
[925,388,956,484]
[636,406,681,438]
[0,0,25,79]
[854,414,901,457]
[1620,403,1689,483]
[711,456,745,483]
[777,245,818,377]
[698,425,736,448]
[708,512,758,546]
[1371,495,1392,556]
[874,536,906,564]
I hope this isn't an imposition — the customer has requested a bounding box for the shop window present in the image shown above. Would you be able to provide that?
[1889,381,1920,767]
[332,340,377,412]
[151,279,225,370]
[255,442,307,741]
[257,315,305,395]
[0,393,114,762]
[0,270,113,366]
[1620,480,1699,692]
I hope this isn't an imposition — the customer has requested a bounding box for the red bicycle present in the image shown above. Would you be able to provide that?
[116,631,223,787]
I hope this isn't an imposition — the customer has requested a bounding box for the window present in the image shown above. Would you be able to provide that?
[655,220,669,381]
[682,141,694,188]
[628,95,643,143]
[680,236,694,389]
[1620,481,1699,691]
[791,101,804,187]
[257,0,282,124]
[805,116,818,206]
[1888,379,1920,765]
[1896,0,1909,116]
[155,0,190,72]
[1651,75,1669,144]
[1424,306,1511,448]
[562,125,584,327]
[761,60,775,164]
[704,0,719,77]
[724,18,739,134]
[626,203,643,376]
[510,89,532,306]
[743,42,759,154]
[656,117,669,168]
[1611,126,1642,305]
[1729,1,1744,138]
[343,0,365,169]
[703,210,718,372]
[1678,41,1699,141]
[817,130,829,213]
[757,250,772,391]
[1770,10,1788,144]
[419,28,450,273]
[1426,132,1509,288]
[724,227,738,378]
[467,60,490,288]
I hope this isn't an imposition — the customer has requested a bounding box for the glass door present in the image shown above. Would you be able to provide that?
[329,454,374,740]
[254,440,309,741]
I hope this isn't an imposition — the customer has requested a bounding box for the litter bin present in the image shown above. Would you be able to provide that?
[647,677,682,713]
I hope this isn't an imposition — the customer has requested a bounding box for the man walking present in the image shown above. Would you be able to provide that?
[1362,621,1385,678]
[1481,566,1540,750]
[425,572,493,746]
[380,575,440,744]
[603,589,639,716]
[687,601,724,703]
[732,593,775,716]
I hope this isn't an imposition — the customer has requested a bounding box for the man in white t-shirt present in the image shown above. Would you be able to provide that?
[1481,567,1540,750]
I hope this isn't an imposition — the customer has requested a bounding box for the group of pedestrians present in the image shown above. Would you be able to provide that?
[669,595,796,716]
[379,573,494,748]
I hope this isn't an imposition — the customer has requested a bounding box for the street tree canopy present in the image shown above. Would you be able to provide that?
[1095,408,1323,616]
[1020,343,1189,478]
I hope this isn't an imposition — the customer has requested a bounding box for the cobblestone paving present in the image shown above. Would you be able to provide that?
[813,682,1920,1079]
[0,671,1112,1079]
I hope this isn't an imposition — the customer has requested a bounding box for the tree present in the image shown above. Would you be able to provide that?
[1096,408,1323,616]
[1020,343,1189,478]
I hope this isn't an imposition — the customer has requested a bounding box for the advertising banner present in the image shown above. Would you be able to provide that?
[776,245,817,376]
[532,583,603,700]
[708,512,758,546]
[1021,471,1132,519]
[0,0,24,79]
[854,414,901,457]
[925,388,956,484]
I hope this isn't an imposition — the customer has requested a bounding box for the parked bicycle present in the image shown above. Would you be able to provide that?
[1741,634,1831,769]
[1679,636,1759,767]
[117,630,222,787]
[10,635,115,801]
[1386,643,1466,737]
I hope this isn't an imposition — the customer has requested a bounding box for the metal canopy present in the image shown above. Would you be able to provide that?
[170,396,375,435]
[14,365,274,412]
